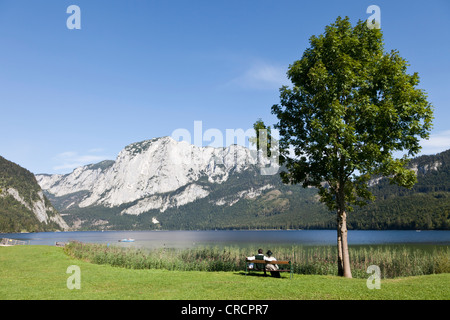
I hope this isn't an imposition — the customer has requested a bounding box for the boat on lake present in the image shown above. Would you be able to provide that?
[118,238,135,242]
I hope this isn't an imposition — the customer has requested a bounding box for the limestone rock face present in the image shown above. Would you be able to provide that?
[36,136,271,214]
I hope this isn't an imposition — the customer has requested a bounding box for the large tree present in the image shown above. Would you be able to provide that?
[271,17,433,278]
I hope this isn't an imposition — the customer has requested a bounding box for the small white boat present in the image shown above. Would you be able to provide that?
[118,238,135,242]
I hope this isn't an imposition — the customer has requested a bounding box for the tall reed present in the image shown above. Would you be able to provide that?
[63,241,449,279]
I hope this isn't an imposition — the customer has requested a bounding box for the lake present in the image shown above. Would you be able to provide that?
[1,230,449,249]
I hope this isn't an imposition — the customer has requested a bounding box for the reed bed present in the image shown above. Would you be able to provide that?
[64,241,449,279]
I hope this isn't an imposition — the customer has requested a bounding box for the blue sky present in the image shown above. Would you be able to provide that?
[1,0,449,174]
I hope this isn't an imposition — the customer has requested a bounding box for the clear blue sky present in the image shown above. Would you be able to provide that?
[1,0,449,174]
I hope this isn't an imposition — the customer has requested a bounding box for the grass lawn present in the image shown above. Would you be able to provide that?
[0,245,449,300]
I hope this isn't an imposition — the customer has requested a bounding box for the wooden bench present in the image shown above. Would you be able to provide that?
[245,259,293,278]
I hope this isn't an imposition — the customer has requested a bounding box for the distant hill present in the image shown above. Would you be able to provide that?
[348,149,450,230]
[35,137,449,231]
[0,156,68,233]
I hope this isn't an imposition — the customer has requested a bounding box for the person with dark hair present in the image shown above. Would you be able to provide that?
[247,249,281,277]
[265,250,280,278]
[246,249,265,270]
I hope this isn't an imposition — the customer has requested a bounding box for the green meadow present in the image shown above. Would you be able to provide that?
[0,245,448,300]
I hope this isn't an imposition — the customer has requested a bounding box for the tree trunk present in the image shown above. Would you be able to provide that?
[337,214,344,276]
[336,187,352,278]
[337,211,352,278]
[339,209,352,278]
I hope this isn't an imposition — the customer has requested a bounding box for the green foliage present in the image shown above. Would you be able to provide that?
[249,118,273,157]
[349,149,450,230]
[0,197,41,232]
[271,16,434,212]
[0,156,62,233]
[0,156,41,205]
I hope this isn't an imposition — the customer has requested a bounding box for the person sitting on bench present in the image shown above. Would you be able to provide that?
[246,249,266,270]
[246,249,280,277]
[264,250,280,278]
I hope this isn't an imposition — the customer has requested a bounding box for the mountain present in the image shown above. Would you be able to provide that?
[36,136,328,230]
[0,156,69,233]
[348,149,450,230]
[37,137,261,209]
[36,137,450,231]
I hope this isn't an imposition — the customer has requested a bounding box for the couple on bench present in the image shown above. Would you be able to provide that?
[246,249,281,277]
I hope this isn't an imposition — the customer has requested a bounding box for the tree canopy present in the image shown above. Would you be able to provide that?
[272,16,433,212]
[271,16,434,277]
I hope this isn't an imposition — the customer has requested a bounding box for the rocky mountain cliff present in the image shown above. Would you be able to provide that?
[37,137,267,210]
[36,136,295,230]
[0,156,69,232]
[35,137,449,231]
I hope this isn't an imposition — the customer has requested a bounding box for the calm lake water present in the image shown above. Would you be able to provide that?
[1,230,449,249]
